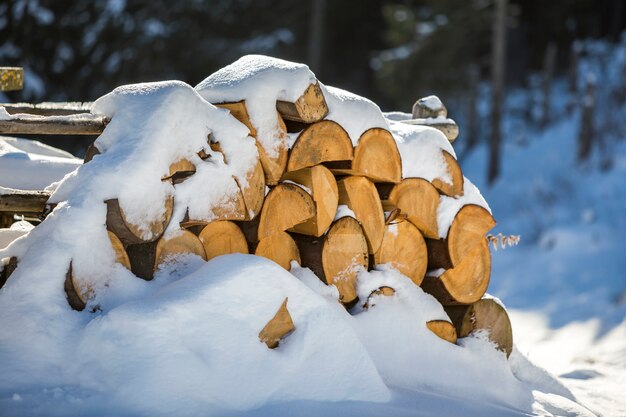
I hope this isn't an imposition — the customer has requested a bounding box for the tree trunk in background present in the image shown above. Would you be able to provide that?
[568,42,581,114]
[541,42,557,128]
[308,0,326,77]
[465,64,480,152]
[488,0,507,185]
[578,74,596,162]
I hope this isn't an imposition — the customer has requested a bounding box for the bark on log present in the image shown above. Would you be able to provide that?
[363,286,395,309]
[105,197,174,246]
[0,101,92,116]
[83,143,101,163]
[336,176,385,254]
[329,128,402,183]
[426,320,458,344]
[287,120,353,172]
[0,189,51,215]
[293,216,368,305]
[445,298,513,357]
[276,82,328,123]
[257,183,316,240]
[0,67,24,91]
[0,256,17,289]
[255,231,300,270]
[432,150,464,197]
[426,204,496,269]
[198,221,248,261]
[282,165,338,237]
[215,101,288,185]
[421,239,491,305]
[0,113,108,135]
[373,219,427,287]
[259,297,295,349]
[379,178,439,239]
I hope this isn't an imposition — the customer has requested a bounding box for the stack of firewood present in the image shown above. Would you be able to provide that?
[0,71,512,357]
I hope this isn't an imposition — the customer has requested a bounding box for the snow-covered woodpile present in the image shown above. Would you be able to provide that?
[0,55,512,357]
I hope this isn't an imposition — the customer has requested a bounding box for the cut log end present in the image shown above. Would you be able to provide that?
[448,204,496,266]
[105,197,174,246]
[287,120,353,172]
[276,82,328,123]
[432,151,464,197]
[259,297,295,349]
[199,221,248,261]
[163,159,196,184]
[255,231,300,270]
[155,230,207,267]
[426,320,458,344]
[258,183,316,240]
[445,299,513,357]
[387,178,439,239]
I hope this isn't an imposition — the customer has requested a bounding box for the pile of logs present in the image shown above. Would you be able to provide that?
[0,75,512,356]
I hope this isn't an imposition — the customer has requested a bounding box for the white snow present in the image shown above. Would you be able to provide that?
[416,95,445,113]
[195,55,316,157]
[321,84,389,144]
[0,136,82,190]
[436,177,491,238]
[0,220,34,250]
[333,204,356,221]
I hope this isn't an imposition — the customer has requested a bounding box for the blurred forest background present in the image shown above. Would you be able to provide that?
[2,0,626,178]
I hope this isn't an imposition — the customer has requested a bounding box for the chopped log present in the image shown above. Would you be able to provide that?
[255,231,300,270]
[401,118,459,143]
[380,178,439,239]
[0,101,92,116]
[0,113,108,135]
[237,159,266,220]
[83,143,101,163]
[215,101,288,185]
[426,320,458,344]
[336,176,385,254]
[198,221,248,261]
[421,239,491,305]
[431,150,464,197]
[363,286,395,309]
[426,204,496,269]
[445,298,513,357]
[329,128,402,183]
[162,159,196,184]
[0,67,24,91]
[65,232,132,310]
[373,219,427,287]
[127,229,206,280]
[412,96,447,119]
[276,82,328,123]
[293,216,368,305]
[257,183,315,240]
[0,188,51,215]
[0,256,18,289]
[282,165,338,237]
[287,120,353,172]
[105,197,174,246]
[259,297,295,349]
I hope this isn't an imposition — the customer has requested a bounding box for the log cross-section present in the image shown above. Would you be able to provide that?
[276,82,328,123]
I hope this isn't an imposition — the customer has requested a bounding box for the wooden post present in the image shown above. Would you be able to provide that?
[488,0,507,185]
[0,67,23,91]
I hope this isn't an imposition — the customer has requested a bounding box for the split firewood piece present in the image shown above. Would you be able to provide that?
[287,120,354,172]
[336,176,385,254]
[259,297,295,349]
[0,256,18,289]
[198,220,249,261]
[363,286,395,309]
[276,82,328,123]
[427,204,496,269]
[105,196,174,246]
[215,101,288,185]
[255,231,300,271]
[378,178,440,239]
[444,298,513,357]
[412,96,447,119]
[328,128,402,184]
[426,320,458,344]
[127,230,207,280]
[161,158,196,184]
[293,217,368,305]
[257,183,315,240]
[65,232,132,310]
[282,165,338,237]
[373,219,427,286]
[83,143,101,163]
[421,239,491,305]
[238,159,266,220]
[431,150,464,197]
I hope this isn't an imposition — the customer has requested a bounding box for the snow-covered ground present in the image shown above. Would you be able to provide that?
[1,51,625,416]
